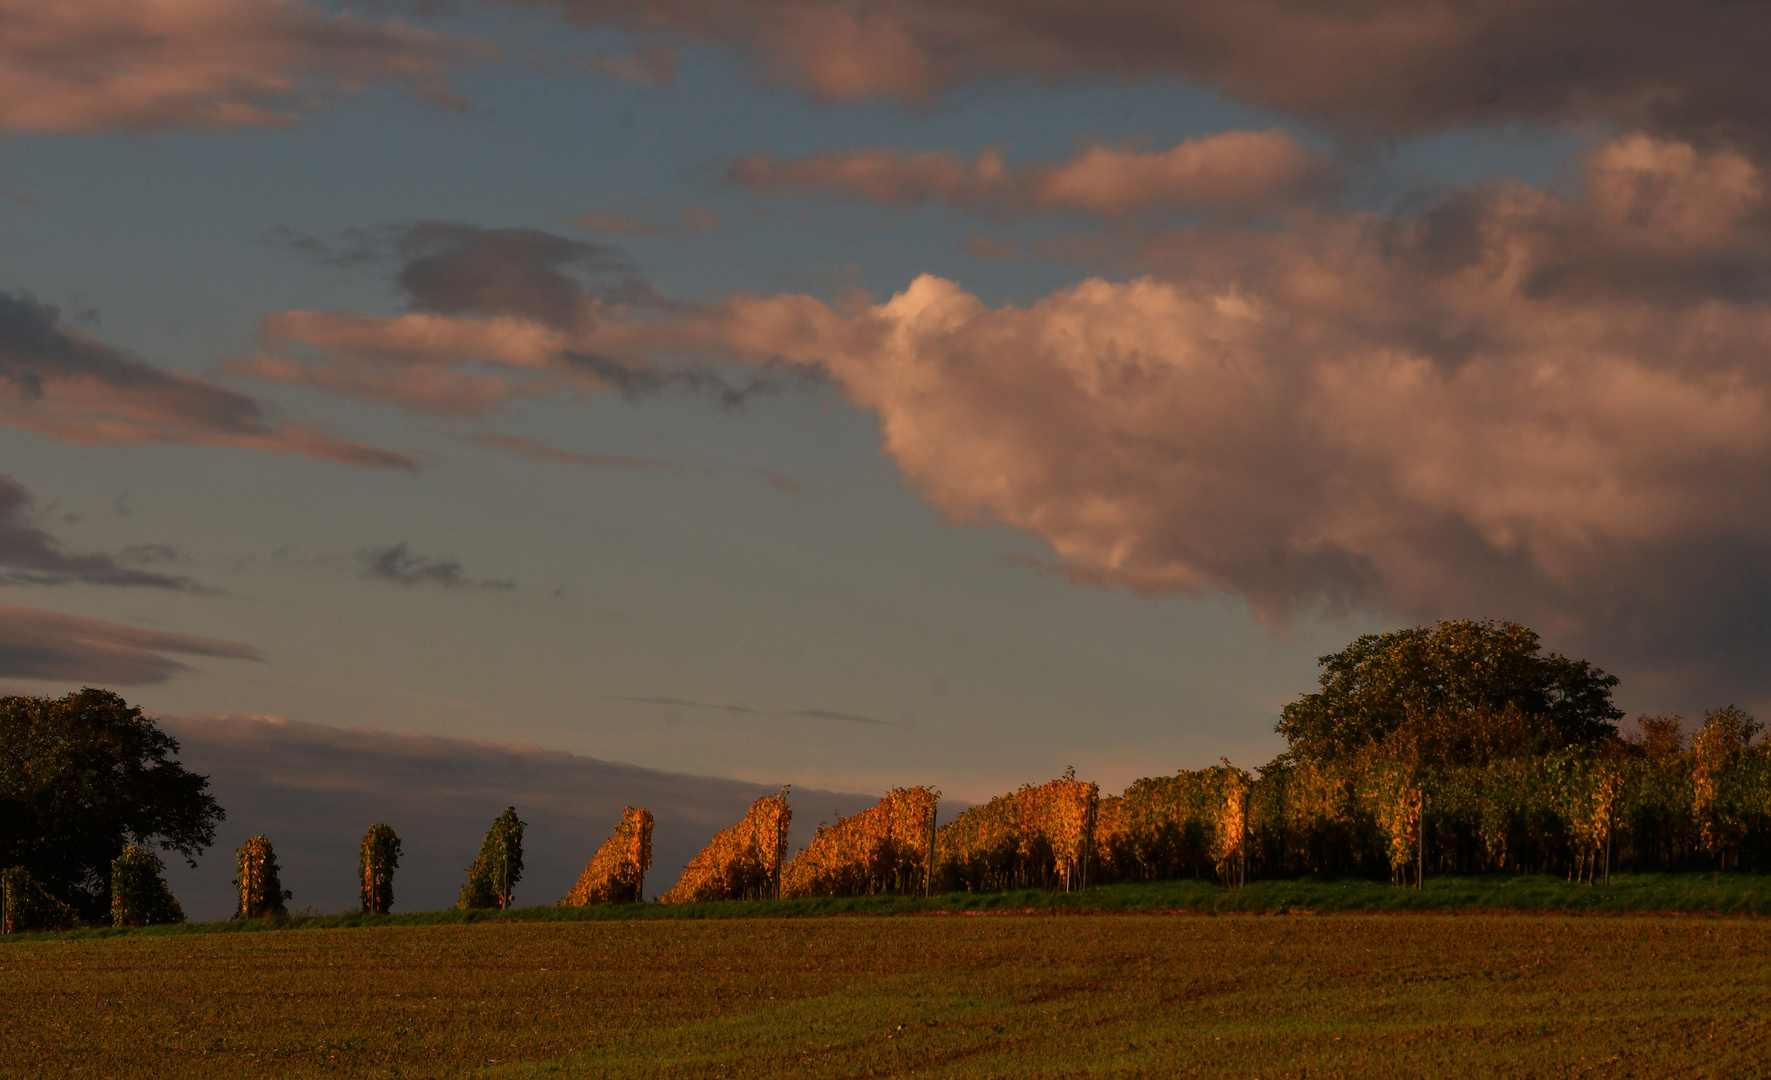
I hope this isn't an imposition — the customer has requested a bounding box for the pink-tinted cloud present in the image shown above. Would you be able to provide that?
[0,603,261,685]
[0,290,412,468]
[0,0,492,135]
[730,130,1333,216]
[242,222,810,415]
[589,135,1771,698]
[231,139,1771,695]
[516,0,1767,147]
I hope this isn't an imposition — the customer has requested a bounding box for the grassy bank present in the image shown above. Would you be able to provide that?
[4,912,1769,1077]
[6,871,1771,945]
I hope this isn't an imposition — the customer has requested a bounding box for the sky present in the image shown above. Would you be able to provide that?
[6,0,1771,844]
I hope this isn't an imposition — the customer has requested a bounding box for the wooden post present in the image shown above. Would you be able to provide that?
[1417,788,1425,891]
[926,802,938,899]
[774,807,785,901]
[1082,797,1095,892]
[1603,812,1612,887]
[1239,789,1250,890]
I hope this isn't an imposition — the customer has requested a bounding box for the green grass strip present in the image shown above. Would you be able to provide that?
[7,870,1771,944]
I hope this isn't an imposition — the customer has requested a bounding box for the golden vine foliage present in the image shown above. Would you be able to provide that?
[1565,764,1623,884]
[781,787,937,898]
[1284,760,1358,872]
[561,806,654,905]
[1017,775,1099,890]
[359,823,401,915]
[234,835,290,919]
[1692,706,1762,863]
[1094,767,1263,882]
[934,773,1098,891]
[1211,765,1252,887]
[930,792,1021,892]
[659,789,790,904]
[1369,768,1422,886]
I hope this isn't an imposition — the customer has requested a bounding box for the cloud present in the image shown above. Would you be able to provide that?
[0,604,261,685]
[578,134,1771,705]
[574,207,724,237]
[238,221,816,416]
[516,0,1771,148]
[0,475,198,589]
[0,290,413,468]
[392,222,650,329]
[613,695,904,726]
[358,542,515,590]
[729,131,1334,217]
[0,0,493,135]
[462,432,668,470]
[153,713,884,918]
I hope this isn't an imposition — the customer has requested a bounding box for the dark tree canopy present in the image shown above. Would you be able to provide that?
[459,806,524,911]
[1276,620,1623,766]
[0,688,223,920]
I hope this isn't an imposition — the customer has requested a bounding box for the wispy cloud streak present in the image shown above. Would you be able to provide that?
[0,0,493,134]
[0,604,261,685]
[359,542,515,591]
[0,475,200,590]
[0,290,412,468]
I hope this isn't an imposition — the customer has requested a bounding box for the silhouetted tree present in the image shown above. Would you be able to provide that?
[1277,620,1622,765]
[0,689,223,921]
[459,807,524,910]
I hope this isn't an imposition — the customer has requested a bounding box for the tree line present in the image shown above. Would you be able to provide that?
[5,622,1768,929]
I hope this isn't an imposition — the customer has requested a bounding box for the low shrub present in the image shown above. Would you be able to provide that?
[2,865,77,933]
[110,846,185,928]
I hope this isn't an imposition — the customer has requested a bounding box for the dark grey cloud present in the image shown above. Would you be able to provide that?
[267,222,662,329]
[0,604,262,686]
[614,695,904,726]
[394,223,651,328]
[0,475,199,590]
[154,714,888,918]
[523,0,1771,153]
[0,290,261,417]
[561,349,813,409]
[0,289,412,468]
[248,222,822,414]
[359,541,515,590]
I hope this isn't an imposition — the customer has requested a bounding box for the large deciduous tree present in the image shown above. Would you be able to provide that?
[1276,620,1623,766]
[0,688,223,920]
